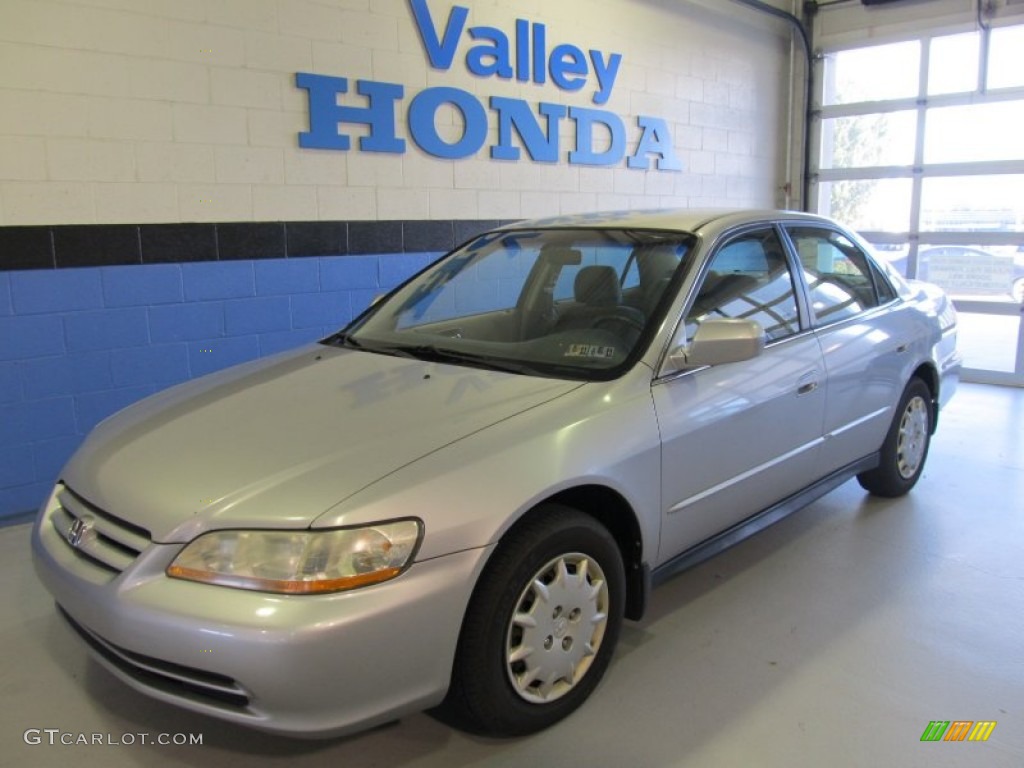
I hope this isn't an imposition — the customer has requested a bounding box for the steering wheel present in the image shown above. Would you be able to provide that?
[593,309,645,344]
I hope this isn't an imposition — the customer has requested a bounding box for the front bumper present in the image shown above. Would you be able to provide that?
[32,489,492,738]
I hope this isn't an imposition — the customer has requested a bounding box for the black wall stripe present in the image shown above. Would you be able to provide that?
[348,221,402,255]
[141,224,218,264]
[216,223,287,261]
[54,225,142,268]
[0,220,512,271]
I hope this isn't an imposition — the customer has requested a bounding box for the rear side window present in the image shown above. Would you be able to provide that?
[786,226,882,326]
[870,261,898,303]
[686,228,801,342]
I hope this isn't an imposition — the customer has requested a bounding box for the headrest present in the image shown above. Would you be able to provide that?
[574,265,621,306]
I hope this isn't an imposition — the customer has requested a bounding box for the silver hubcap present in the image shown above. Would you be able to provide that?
[897,395,929,479]
[505,553,609,704]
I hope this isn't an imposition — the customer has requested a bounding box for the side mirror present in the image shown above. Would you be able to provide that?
[666,318,765,371]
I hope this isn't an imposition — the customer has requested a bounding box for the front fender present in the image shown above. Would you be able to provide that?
[313,370,663,566]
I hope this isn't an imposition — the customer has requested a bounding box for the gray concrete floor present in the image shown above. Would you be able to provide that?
[2,382,1022,767]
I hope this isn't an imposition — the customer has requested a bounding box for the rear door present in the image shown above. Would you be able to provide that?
[781,225,907,474]
[653,226,827,562]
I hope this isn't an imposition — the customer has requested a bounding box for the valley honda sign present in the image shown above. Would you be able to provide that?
[295,0,682,171]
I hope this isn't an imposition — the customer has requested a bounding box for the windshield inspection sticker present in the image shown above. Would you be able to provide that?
[564,344,616,359]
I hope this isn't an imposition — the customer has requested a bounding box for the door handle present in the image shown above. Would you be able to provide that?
[796,371,819,396]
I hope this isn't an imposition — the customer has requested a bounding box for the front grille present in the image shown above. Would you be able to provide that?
[59,606,251,711]
[51,484,151,574]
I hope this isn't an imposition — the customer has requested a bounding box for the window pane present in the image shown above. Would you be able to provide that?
[687,230,800,341]
[867,242,910,277]
[825,41,921,104]
[988,25,1024,90]
[870,262,898,302]
[818,178,913,233]
[920,175,1024,232]
[820,111,916,168]
[917,245,1021,301]
[401,244,538,325]
[924,102,1024,163]
[553,244,637,300]
[956,312,1021,372]
[786,227,880,325]
[928,32,980,95]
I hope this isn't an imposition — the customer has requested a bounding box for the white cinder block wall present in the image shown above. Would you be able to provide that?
[0,0,797,518]
[0,0,794,226]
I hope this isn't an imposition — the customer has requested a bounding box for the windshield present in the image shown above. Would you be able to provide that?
[329,228,696,380]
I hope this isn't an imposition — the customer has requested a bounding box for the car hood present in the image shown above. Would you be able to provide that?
[61,344,581,542]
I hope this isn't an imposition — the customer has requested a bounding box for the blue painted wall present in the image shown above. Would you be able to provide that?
[0,252,440,520]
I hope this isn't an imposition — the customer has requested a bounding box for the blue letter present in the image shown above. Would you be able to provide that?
[590,51,622,105]
[491,98,566,162]
[569,106,625,166]
[533,22,546,85]
[408,0,468,70]
[467,27,513,79]
[628,116,682,170]
[515,19,530,82]
[408,87,487,159]
[296,73,405,153]
[549,44,587,92]
[297,72,350,149]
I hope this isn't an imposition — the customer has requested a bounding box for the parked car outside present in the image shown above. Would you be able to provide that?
[33,209,961,739]
[887,245,1024,303]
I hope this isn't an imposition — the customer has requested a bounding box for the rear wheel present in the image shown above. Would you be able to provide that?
[857,378,933,497]
[439,505,625,737]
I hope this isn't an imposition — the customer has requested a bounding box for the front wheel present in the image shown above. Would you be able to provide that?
[439,505,625,737]
[857,378,933,497]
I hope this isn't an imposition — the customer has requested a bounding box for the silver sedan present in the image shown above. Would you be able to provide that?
[32,209,961,738]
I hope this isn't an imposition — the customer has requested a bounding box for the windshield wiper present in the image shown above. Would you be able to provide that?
[322,332,363,349]
[325,336,535,375]
[383,345,533,375]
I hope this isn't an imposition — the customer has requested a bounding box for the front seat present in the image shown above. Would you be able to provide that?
[553,265,645,343]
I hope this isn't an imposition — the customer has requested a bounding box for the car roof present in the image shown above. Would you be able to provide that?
[497,208,838,234]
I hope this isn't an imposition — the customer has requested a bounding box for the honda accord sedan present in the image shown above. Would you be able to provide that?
[32,209,961,738]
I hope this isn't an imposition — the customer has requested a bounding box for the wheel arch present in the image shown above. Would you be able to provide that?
[504,484,648,621]
[910,361,940,433]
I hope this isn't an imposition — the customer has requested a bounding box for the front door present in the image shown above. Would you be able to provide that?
[653,227,827,564]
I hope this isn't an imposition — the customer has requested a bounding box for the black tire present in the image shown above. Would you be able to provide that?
[438,505,625,737]
[857,378,933,497]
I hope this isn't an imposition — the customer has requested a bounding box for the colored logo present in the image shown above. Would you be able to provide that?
[295,0,682,171]
[920,720,997,742]
[66,516,94,549]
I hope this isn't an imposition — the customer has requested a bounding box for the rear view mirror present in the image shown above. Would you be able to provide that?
[666,318,765,370]
[539,245,582,266]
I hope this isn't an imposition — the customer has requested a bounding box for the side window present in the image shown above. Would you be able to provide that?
[786,226,881,325]
[870,261,898,303]
[685,229,801,342]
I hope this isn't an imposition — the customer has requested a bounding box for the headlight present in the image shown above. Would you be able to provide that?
[166,520,422,594]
